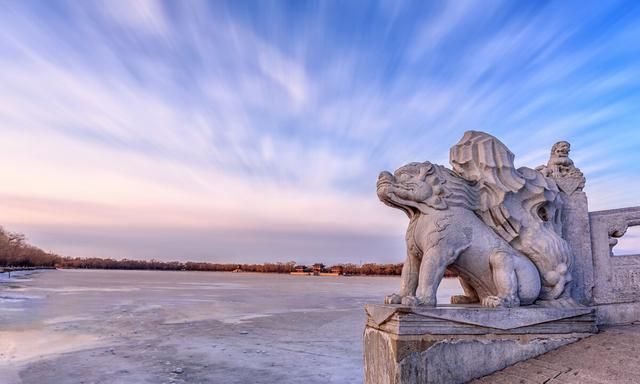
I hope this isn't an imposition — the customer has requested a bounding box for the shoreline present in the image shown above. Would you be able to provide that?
[0,268,44,282]
[22,267,407,277]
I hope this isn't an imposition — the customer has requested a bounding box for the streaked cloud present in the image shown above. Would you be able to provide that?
[1,1,639,262]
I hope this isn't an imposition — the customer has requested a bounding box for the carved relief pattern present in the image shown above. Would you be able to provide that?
[611,260,640,301]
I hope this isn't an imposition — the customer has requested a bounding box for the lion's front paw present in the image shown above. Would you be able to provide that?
[384,294,402,304]
[400,296,419,306]
[450,295,479,304]
[481,296,503,308]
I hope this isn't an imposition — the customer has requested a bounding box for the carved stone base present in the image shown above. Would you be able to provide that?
[363,304,598,384]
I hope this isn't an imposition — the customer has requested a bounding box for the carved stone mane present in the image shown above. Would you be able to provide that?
[450,130,526,209]
[429,163,479,211]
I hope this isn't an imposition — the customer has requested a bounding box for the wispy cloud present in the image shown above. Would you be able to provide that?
[0,1,639,262]
[100,0,169,36]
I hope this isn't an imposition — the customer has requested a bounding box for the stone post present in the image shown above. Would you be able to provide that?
[557,181,593,305]
[537,141,593,304]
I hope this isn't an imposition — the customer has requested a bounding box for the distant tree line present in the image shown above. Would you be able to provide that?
[0,227,458,277]
[0,227,59,267]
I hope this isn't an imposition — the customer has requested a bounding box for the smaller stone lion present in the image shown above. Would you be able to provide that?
[535,141,584,180]
[377,161,541,307]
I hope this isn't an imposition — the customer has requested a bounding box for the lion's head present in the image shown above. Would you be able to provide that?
[551,141,570,158]
[377,161,478,218]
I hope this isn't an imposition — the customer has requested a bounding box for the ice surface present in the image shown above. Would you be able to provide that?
[0,269,462,384]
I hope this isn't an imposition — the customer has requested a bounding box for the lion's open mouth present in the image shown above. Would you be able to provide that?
[378,190,420,218]
[387,197,419,218]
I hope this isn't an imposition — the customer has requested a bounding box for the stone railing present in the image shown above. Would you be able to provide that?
[589,206,640,323]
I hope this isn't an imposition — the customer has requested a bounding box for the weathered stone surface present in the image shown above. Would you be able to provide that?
[364,326,581,384]
[422,336,578,384]
[561,190,594,305]
[364,328,592,384]
[363,305,597,384]
[366,304,404,326]
[366,304,596,333]
[595,302,640,325]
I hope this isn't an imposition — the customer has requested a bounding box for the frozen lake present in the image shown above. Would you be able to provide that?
[0,269,461,384]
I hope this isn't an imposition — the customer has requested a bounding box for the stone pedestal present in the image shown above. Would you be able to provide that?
[363,304,597,384]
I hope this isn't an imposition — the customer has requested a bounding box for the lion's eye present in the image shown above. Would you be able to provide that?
[537,206,549,222]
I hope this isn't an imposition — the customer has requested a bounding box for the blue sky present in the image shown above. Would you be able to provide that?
[1,1,639,264]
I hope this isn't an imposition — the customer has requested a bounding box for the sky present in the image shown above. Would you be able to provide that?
[1,0,640,264]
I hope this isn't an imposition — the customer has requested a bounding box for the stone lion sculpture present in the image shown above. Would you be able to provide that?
[378,131,576,307]
[377,161,541,307]
[535,140,585,195]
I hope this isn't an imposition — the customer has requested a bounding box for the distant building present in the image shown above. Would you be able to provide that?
[312,263,326,274]
[290,265,311,276]
[290,263,343,276]
[317,265,343,276]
